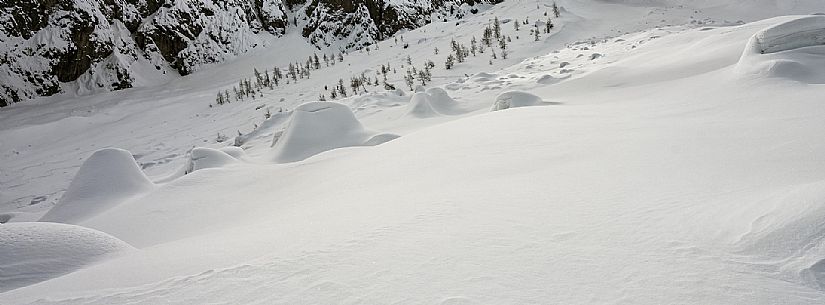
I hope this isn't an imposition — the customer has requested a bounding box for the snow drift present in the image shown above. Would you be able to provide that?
[735,15,825,83]
[185,147,240,173]
[404,87,462,118]
[0,222,133,292]
[39,148,154,224]
[490,90,554,111]
[271,102,399,163]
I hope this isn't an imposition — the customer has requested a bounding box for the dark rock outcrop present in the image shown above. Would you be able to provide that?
[0,0,499,107]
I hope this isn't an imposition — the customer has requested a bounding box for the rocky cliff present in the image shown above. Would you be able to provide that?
[0,0,499,107]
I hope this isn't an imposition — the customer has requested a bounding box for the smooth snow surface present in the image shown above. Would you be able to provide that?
[270,101,398,163]
[3,1,825,304]
[39,148,154,224]
[0,222,133,293]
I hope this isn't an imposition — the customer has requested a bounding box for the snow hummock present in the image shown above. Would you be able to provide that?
[404,87,462,118]
[735,15,825,83]
[490,90,553,111]
[186,147,239,172]
[39,148,154,224]
[405,93,440,117]
[270,102,398,163]
[0,222,133,293]
[4,1,825,303]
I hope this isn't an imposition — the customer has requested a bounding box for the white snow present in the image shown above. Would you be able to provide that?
[186,147,239,172]
[404,88,462,118]
[38,148,154,224]
[489,90,552,111]
[735,15,825,83]
[270,101,398,163]
[3,0,825,303]
[747,15,825,54]
[0,222,133,293]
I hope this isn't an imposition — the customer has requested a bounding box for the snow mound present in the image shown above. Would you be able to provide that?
[219,147,246,159]
[490,91,554,111]
[271,102,398,163]
[40,148,154,224]
[735,16,825,83]
[186,147,239,173]
[0,222,133,292]
[406,93,440,118]
[537,74,570,85]
[404,88,462,118]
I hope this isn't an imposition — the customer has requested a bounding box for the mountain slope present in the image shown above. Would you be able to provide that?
[0,0,501,106]
[2,0,825,303]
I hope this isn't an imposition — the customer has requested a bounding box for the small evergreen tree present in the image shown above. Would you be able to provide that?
[418,70,429,86]
[338,79,347,97]
[404,69,415,90]
[553,2,561,18]
[482,26,493,46]
[445,54,455,69]
[493,16,501,39]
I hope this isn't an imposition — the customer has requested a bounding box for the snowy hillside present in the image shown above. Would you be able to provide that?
[2,0,825,303]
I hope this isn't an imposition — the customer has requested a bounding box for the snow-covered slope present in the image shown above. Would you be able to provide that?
[2,0,825,303]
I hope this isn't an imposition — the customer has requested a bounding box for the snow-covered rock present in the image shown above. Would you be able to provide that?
[39,148,154,224]
[0,222,133,293]
[186,147,239,173]
[404,87,462,118]
[490,90,552,111]
[406,92,441,117]
[271,102,398,163]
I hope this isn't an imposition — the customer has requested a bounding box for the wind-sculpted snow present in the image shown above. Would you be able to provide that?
[404,87,462,118]
[39,148,154,224]
[745,15,825,54]
[5,1,825,303]
[0,222,133,293]
[271,102,398,163]
[735,16,825,83]
[490,90,554,111]
[186,147,240,173]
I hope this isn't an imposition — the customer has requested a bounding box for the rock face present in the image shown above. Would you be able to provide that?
[0,0,500,107]
[0,0,289,107]
[302,0,500,50]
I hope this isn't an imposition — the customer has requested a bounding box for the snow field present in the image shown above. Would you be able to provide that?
[2,1,825,303]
